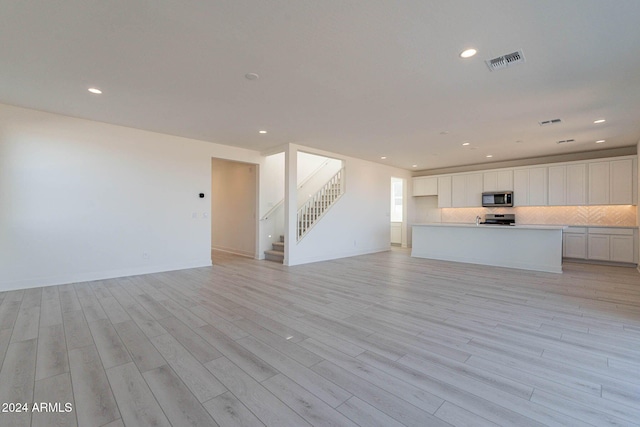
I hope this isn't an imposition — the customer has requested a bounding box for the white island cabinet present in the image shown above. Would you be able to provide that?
[412,223,566,273]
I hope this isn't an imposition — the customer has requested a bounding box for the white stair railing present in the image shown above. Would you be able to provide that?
[297,167,345,241]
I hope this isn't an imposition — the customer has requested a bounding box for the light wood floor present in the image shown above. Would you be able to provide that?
[1,248,639,427]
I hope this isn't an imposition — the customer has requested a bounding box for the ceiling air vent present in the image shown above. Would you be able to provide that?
[539,118,562,126]
[485,50,526,71]
[556,139,575,144]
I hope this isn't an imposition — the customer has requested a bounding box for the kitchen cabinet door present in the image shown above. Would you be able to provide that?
[451,175,467,207]
[496,170,514,191]
[566,163,587,205]
[548,166,566,206]
[610,159,633,205]
[513,169,529,206]
[528,167,548,206]
[485,170,514,192]
[437,176,452,208]
[466,173,483,207]
[610,235,634,263]
[588,234,610,260]
[412,176,438,196]
[483,171,498,192]
[563,233,587,259]
[588,162,610,205]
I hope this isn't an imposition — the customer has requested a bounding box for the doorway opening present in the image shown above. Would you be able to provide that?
[390,177,404,246]
[211,158,258,263]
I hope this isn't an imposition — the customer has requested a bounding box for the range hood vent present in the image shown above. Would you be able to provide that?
[486,50,526,71]
[539,118,562,126]
[556,139,575,144]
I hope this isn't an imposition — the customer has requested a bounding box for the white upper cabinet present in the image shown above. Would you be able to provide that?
[483,170,513,192]
[437,176,452,208]
[412,176,438,196]
[529,167,548,206]
[514,167,547,206]
[452,173,482,207]
[588,162,610,204]
[466,173,483,207]
[610,159,633,204]
[415,155,635,209]
[566,163,587,205]
[548,165,566,206]
[451,175,466,207]
[548,163,587,206]
[588,158,634,205]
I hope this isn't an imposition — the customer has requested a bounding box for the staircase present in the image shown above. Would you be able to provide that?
[264,167,344,263]
[297,183,342,240]
[264,235,284,263]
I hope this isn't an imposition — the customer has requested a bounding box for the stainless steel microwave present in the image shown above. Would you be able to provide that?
[482,191,513,207]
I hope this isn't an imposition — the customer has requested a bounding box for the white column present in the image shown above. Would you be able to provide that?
[284,144,298,266]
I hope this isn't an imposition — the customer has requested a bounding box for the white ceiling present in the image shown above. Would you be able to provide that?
[2,0,640,170]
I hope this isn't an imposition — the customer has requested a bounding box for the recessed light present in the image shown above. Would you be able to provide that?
[412,164,418,168]
[593,119,606,124]
[460,48,477,58]
[380,156,387,160]
[259,130,267,134]
[462,142,470,146]
[245,73,259,80]
[596,140,605,143]
[88,88,102,94]
[486,155,493,158]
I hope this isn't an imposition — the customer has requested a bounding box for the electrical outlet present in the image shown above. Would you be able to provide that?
[192,212,198,219]
[142,252,149,260]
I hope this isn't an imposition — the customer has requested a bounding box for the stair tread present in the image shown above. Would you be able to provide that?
[265,249,284,255]
[272,242,284,248]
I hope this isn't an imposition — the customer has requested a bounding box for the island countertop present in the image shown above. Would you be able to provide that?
[411,223,565,273]
[413,222,567,230]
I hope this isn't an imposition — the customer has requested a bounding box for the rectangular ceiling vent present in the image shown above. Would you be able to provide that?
[485,50,526,71]
[539,118,562,126]
[556,139,575,144]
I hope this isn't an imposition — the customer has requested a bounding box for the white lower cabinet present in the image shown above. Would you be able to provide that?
[563,228,587,258]
[564,227,637,264]
[587,234,610,260]
[610,235,635,263]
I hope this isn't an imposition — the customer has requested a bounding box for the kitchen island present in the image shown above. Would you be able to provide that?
[412,223,567,273]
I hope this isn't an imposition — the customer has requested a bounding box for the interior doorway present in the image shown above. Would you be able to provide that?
[390,177,404,246]
[211,158,258,262]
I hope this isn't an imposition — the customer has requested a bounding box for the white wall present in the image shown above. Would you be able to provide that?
[211,158,257,257]
[0,104,262,291]
[287,144,412,266]
[258,152,285,257]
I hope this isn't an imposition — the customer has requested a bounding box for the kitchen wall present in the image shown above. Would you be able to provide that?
[440,205,637,226]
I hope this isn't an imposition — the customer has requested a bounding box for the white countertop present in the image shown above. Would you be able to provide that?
[413,222,567,230]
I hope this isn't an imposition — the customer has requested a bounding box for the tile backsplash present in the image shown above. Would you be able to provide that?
[441,205,637,226]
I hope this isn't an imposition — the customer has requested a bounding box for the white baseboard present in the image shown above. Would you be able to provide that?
[0,259,213,292]
[211,246,256,258]
[285,247,390,266]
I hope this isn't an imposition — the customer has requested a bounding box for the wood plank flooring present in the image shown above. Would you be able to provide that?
[0,248,639,426]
